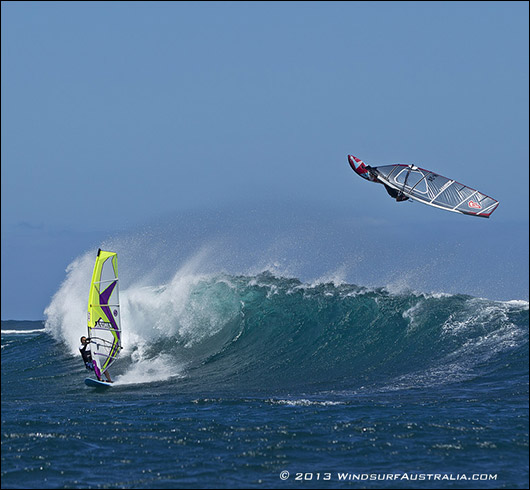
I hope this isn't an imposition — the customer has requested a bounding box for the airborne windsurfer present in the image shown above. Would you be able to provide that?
[347,155,409,202]
[79,336,113,382]
[383,184,409,202]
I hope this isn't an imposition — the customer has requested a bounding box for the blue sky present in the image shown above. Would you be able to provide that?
[2,1,528,319]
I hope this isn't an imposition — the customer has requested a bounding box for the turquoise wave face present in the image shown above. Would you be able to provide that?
[109,272,528,393]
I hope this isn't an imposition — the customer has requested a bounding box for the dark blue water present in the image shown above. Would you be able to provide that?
[2,273,529,488]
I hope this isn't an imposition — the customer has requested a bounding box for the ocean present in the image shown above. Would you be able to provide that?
[1,266,528,489]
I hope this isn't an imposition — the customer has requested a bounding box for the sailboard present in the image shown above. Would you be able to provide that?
[84,377,113,388]
[348,155,499,218]
[86,249,122,383]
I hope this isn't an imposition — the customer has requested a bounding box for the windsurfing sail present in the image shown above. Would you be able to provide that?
[347,155,499,218]
[87,249,121,380]
[374,164,499,217]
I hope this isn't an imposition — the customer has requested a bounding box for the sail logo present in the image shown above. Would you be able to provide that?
[468,200,482,209]
[113,309,118,317]
[95,319,113,329]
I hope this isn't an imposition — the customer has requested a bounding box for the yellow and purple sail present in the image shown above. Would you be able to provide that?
[87,249,122,380]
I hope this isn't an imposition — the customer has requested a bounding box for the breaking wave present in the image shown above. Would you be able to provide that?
[43,251,529,393]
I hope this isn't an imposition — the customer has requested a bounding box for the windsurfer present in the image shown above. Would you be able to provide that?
[348,156,408,202]
[383,184,409,202]
[79,336,113,382]
[364,162,409,201]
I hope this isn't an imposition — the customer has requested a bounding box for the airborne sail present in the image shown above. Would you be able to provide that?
[87,249,121,380]
[374,164,499,217]
[347,155,499,218]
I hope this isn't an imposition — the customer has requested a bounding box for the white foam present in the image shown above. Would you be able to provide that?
[1,329,46,335]
[114,352,184,386]
[267,398,344,407]
[44,251,95,355]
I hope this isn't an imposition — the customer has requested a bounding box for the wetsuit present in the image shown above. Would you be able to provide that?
[384,184,409,201]
[79,342,94,371]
